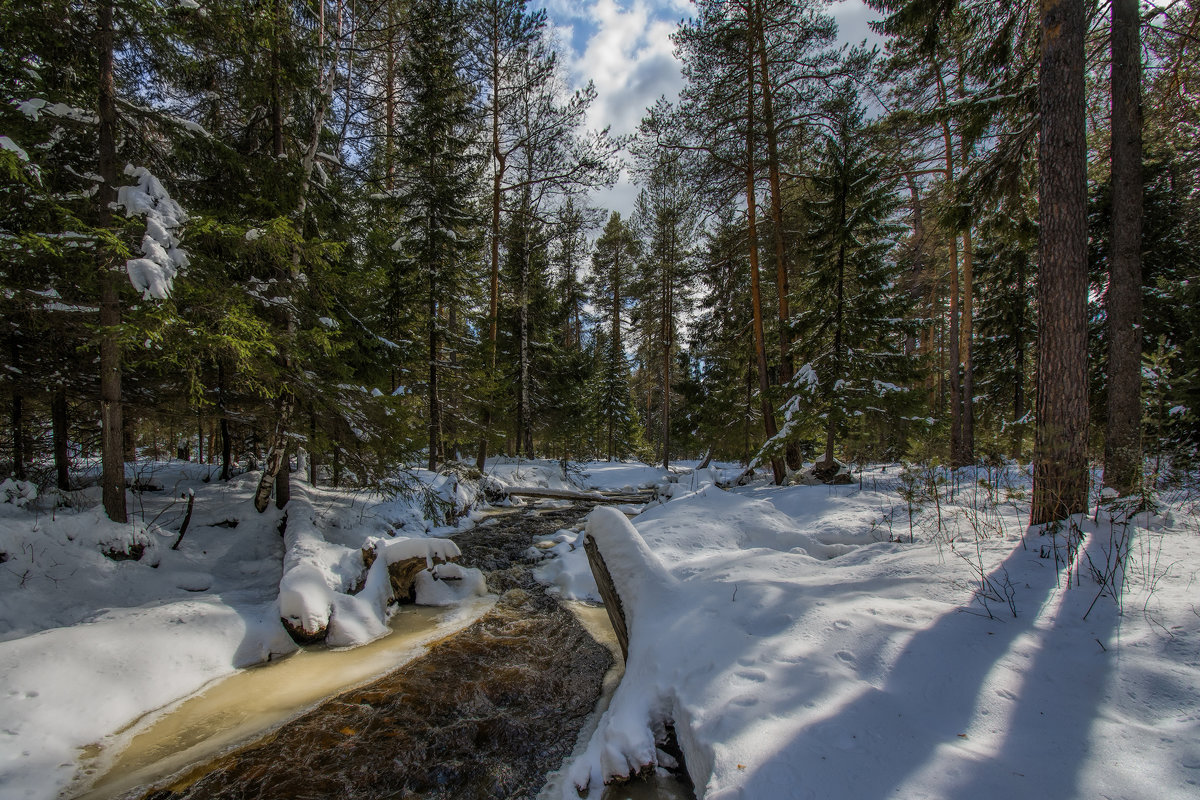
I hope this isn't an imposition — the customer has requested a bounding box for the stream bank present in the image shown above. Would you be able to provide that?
[79,504,689,800]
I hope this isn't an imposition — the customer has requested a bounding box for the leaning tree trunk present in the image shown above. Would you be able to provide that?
[1103,0,1143,496]
[253,398,293,513]
[1032,0,1089,525]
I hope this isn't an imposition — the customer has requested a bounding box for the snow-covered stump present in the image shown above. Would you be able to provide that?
[571,506,684,794]
[277,488,471,647]
[361,538,462,603]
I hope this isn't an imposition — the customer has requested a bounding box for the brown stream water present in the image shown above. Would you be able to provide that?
[72,505,692,800]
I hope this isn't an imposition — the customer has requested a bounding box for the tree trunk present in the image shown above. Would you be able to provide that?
[936,77,964,467]
[1011,257,1028,461]
[1032,0,1089,525]
[1103,0,1143,495]
[753,0,799,472]
[307,407,319,485]
[219,360,232,480]
[823,210,848,469]
[661,259,672,470]
[428,272,442,472]
[253,397,293,513]
[52,388,70,490]
[476,16,506,472]
[744,32,784,486]
[275,442,290,509]
[9,339,24,482]
[960,226,975,465]
[97,0,126,523]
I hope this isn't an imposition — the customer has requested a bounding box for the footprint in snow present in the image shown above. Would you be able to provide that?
[835,650,856,664]
[736,668,769,683]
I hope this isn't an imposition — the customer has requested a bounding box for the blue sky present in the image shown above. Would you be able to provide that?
[537,0,883,215]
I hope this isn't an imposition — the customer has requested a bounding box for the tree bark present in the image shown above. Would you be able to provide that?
[97,0,126,523]
[753,0,799,472]
[1011,257,1028,461]
[9,339,24,482]
[1103,0,1143,495]
[477,10,506,472]
[1032,0,1090,525]
[960,226,975,465]
[52,388,70,490]
[744,30,785,485]
[275,442,290,509]
[822,192,848,469]
[219,360,232,480]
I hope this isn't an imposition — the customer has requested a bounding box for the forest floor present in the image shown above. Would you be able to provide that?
[1,458,1197,800]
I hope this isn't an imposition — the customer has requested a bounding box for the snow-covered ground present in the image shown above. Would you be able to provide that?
[0,460,494,800]
[545,466,1200,800]
[3,458,1198,800]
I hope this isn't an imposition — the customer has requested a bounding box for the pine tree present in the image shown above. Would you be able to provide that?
[1103,0,1144,495]
[1032,0,1089,525]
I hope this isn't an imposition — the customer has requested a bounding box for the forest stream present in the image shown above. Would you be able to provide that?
[72,504,692,800]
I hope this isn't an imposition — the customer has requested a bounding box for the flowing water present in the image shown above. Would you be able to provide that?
[73,504,692,800]
[72,601,493,800]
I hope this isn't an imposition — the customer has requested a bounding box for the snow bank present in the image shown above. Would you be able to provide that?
[0,460,492,799]
[0,468,296,799]
[563,471,1200,800]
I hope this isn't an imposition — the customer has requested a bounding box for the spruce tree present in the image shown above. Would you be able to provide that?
[390,0,481,472]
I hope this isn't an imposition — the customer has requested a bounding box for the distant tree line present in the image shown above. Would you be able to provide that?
[1,0,1196,526]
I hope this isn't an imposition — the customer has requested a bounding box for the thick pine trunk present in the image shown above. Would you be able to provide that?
[1103,0,1144,495]
[745,33,785,486]
[97,0,126,523]
[661,262,672,470]
[1032,0,1090,525]
[753,0,799,472]
[275,444,290,509]
[940,108,964,466]
[823,223,847,469]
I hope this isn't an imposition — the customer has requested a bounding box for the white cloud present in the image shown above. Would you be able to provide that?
[566,0,685,137]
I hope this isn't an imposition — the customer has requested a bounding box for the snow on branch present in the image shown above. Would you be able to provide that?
[115,165,189,299]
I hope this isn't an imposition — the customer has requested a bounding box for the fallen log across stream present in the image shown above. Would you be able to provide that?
[498,486,656,504]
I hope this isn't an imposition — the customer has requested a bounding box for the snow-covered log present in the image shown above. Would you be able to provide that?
[501,486,653,503]
[582,533,629,660]
[570,507,680,792]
